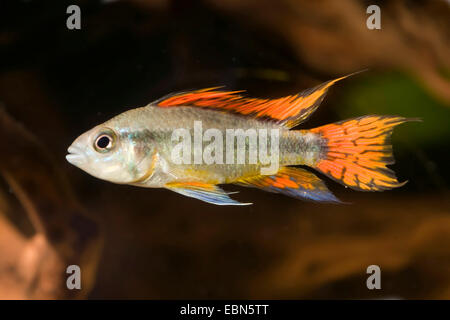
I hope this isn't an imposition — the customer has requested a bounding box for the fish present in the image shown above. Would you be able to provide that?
[66,74,418,205]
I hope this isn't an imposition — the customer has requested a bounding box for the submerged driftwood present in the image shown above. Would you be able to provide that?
[0,108,102,299]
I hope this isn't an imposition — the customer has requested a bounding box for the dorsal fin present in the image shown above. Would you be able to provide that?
[154,73,360,128]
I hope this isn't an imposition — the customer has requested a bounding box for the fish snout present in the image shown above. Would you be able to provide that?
[66,144,86,166]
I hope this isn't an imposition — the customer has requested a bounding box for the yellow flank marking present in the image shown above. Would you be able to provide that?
[165,181,215,190]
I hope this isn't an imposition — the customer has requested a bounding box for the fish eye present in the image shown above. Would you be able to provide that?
[94,129,116,152]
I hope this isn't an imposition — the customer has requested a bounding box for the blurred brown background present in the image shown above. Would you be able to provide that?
[0,0,449,299]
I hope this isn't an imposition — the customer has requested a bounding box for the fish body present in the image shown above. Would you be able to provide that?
[67,74,417,205]
[101,106,319,184]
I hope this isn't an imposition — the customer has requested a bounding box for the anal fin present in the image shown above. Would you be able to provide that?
[236,167,340,203]
[165,181,251,206]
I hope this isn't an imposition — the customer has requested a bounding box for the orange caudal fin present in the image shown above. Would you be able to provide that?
[310,115,420,191]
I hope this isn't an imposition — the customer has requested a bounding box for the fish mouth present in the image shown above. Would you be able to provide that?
[66,145,85,166]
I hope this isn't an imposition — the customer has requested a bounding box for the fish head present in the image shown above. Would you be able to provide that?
[66,123,156,184]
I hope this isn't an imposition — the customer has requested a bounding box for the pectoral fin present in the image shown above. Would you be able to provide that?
[165,182,251,206]
[236,167,341,203]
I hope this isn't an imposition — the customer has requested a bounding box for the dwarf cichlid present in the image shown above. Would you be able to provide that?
[66,74,417,205]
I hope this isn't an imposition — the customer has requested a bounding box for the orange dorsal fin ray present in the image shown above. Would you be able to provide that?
[235,167,340,203]
[154,72,360,128]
